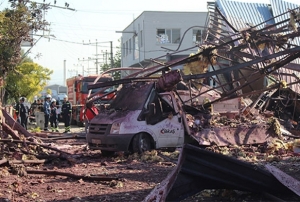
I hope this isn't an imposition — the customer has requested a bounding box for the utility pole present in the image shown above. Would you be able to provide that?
[39,1,75,38]
[96,39,98,74]
[78,57,93,75]
[110,41,114,68]
[73,63,84,76]
[83,40,103,74]
[83,40,112,74]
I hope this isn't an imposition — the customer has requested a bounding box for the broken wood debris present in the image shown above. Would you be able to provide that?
[26,170,119,182]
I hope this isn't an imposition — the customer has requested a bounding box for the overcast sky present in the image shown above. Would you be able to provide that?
[0,0,299,86]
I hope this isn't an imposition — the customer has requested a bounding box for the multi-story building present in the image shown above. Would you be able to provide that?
[120,11,208,72]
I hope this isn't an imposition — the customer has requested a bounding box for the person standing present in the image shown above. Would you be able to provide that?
[50,98,59,132]
[29,99,38,123]
[37,98,44,112]
[19,97,28,129]
[43,94,52,131]
[30,99,38,114]
[61,95,72,133]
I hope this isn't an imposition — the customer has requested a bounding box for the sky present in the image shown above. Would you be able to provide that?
[0,0,299,86]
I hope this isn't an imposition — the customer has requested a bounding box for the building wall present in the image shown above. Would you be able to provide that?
[121,11,208,68]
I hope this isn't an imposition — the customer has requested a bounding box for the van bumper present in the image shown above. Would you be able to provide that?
[86,133,135,152]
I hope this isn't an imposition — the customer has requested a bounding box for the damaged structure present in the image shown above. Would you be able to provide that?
[86,0,300,151]
[83,0,300,200]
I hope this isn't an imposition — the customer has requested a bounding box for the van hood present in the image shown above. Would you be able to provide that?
[90,110,138,124]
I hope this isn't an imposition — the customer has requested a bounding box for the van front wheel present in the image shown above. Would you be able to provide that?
[132,133,151,154]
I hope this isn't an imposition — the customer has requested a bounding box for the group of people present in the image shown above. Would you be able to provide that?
[15,94,72,133]
[14,94,100,134]
[43,94,72,133]
[15,97,29,129]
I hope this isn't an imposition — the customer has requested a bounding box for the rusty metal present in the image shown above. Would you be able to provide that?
[144,144,296,201]
[191,124,271,146]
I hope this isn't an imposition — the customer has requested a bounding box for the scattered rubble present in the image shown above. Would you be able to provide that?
[1,1,300,201]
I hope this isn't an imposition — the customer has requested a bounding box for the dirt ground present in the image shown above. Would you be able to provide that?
[0,140,175,202]
[0,123,176,202]
[1,122,300,202]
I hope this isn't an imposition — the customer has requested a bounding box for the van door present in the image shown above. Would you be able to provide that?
[152,93,184,148]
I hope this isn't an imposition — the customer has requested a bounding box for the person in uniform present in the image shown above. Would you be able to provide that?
[19,97,29,129]
[43,94,52,131]
[61,95,72,133]
[50,98,59,132]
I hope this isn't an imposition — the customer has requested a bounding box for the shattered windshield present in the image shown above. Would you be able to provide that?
[109,82,154,110]
[82,82,114,94]
[81,77,113,94]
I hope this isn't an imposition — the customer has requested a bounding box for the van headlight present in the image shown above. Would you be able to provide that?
[110,122,121,134]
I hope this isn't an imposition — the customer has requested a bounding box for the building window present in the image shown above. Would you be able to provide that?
[156,29,180,44]
[122,42,125,57]
[134,35,139,60]
[140,30,143,47]
[193,29,202,44]
[129,38,132,54]
[126,41,128,56]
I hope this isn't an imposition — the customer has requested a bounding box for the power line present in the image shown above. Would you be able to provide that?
[42,37,168,53]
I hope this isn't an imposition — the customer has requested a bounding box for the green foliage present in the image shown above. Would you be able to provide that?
[0,1,49,104]
[0,1,48,78]
[5,62,52,103]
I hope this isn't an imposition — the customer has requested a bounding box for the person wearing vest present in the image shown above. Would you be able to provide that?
[61,95,72,133]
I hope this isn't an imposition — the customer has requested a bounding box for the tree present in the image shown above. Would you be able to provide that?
[0,0,49,101]
[5,62,52,103]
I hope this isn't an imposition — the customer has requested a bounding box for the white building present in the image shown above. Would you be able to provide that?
[121,11,208,71]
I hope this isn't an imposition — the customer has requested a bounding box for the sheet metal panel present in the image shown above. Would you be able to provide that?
[216,0,274,31]
[215,0,300,93]
[144,144,296,201]
[271,0,300,74]
[276,67,300,93]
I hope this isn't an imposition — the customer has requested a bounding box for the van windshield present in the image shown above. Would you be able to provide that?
[110,82,154,111]
[81,77,113,94]
[82,82,114,94]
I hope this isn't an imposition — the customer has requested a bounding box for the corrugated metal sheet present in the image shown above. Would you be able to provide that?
[270,0,300,78]
[270,0,299,28]
[276,68,300,94]
[216,0,274,31]
[215,0,300,93]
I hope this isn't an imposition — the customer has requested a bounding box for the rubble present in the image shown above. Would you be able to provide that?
[1,1,300,201]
